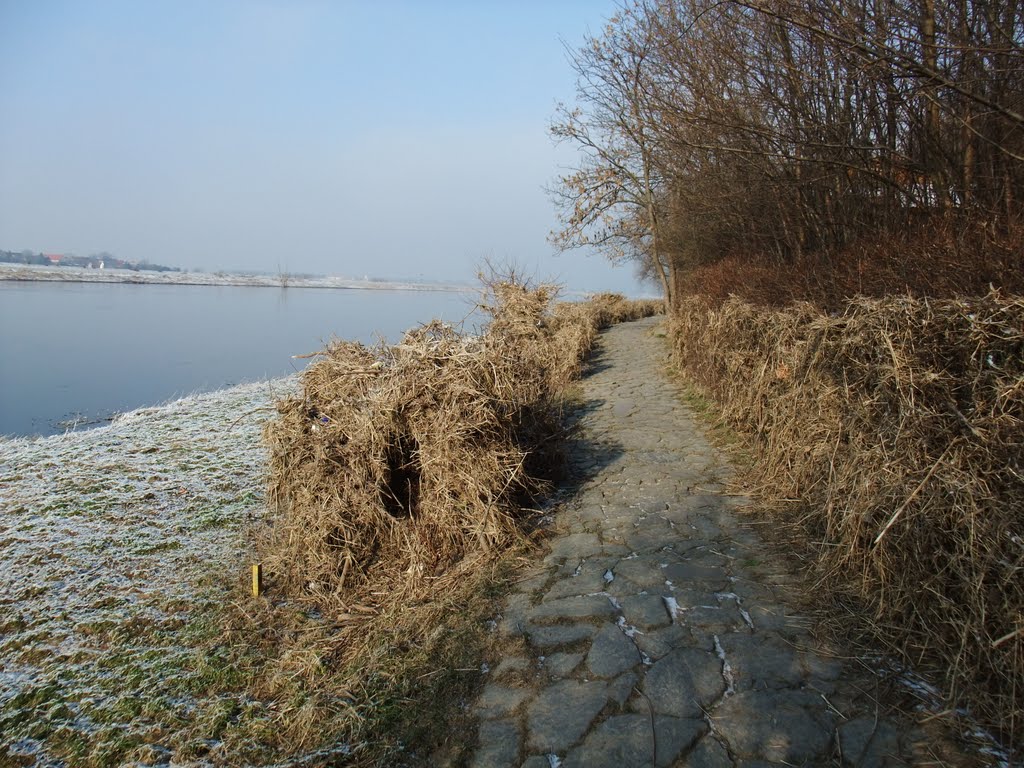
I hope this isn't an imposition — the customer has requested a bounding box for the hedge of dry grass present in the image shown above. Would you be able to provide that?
[256,277,659,755]
[669,290,1024,744]
[262,285,659,611]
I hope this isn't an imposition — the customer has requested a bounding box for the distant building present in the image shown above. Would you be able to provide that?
[44,254,62,264]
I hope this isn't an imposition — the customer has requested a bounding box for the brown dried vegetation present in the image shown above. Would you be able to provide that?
[552,0,1024,310]
[678,218,1024,312]
[253,276,659,759]
[670,291,1024,745]
[262,283,658,613]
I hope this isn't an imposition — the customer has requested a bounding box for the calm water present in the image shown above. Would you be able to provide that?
[0,281,476,437]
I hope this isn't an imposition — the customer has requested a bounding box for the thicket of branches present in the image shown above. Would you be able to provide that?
[552,0,1024,307]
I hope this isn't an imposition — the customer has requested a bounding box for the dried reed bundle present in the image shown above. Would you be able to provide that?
[263,324,543,614]
[258,276,660,741]
[670,290,1024,744]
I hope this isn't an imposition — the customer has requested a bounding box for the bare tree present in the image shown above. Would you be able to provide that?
[550,10,678,307]
[554,0,1023,308]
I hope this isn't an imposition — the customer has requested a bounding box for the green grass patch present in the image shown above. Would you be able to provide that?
[134,540,182,555]
[0,586,270,767]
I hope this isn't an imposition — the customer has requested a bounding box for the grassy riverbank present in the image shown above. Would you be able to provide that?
[0,379,293,765]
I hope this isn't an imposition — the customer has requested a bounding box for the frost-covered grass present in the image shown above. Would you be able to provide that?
[0,379,295,766]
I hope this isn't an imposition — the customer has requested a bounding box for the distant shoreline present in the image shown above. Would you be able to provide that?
[0,263,475,293]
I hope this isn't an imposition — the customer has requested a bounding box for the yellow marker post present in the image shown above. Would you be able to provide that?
[252,563,263,597]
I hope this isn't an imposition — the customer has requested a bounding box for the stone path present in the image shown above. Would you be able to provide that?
[467,317,960,768]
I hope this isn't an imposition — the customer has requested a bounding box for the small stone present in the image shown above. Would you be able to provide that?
[471,719,520,768]
[641,647,726,718]
[716,634,804,690]
[607,670,639,706]
[838,717,902,768]
[678,736,733,768]
[476,684,532,719]
[526,623,597,650]
[543,563,611,601]
[547,533,603,560]
[586,624,640,678]
[618,593,674,630]
[712,689,833,763]
[527,595,618,625]
[562,714,706,768]
[526,680,608,753]
[543,652,584,678]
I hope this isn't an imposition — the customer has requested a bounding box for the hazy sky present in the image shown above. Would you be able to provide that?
[0,1,649,293]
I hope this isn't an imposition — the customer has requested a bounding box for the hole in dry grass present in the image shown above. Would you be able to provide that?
[380,427,421,519]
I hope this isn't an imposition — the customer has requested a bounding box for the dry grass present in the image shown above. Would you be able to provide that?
[260,285,658,614]
[669,290,1024,748]
[680,216,1024,311]
[252,273,660,761]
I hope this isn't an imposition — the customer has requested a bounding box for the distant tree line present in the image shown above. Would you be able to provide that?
[0,249,180,272]
[551,0,1024,307]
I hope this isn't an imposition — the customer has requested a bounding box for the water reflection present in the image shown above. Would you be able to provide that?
[0,281,474,437]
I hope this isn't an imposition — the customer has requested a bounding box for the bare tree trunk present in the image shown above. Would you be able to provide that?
[644,187,674,310]
[921,0,950,208]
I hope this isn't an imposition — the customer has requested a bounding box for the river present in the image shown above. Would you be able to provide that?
[0,280,476,437]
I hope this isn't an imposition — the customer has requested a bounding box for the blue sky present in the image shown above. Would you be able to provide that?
[0,1,651,293]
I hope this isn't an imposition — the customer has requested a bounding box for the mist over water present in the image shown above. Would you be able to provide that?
[0,281,475,437]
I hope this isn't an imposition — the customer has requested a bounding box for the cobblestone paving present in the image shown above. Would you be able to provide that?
[467,317,961,768]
